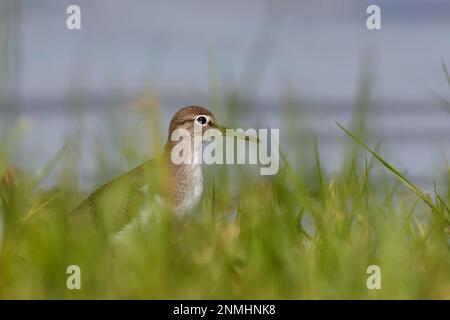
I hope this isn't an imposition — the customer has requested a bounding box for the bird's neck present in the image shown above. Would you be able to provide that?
[162,139,204,215]
[164,135,204,165]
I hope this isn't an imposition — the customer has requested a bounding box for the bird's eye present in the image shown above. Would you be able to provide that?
[196,116,207,125]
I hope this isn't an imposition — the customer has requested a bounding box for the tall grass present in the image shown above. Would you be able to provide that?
[0,87,449,299]
[0,7,449,296]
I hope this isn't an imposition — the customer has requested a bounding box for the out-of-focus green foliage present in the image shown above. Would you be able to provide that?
[0,92,448,299]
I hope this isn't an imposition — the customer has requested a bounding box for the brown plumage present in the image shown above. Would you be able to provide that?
[69,106,221,235]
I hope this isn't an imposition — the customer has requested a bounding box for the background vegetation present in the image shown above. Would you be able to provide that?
[0,75,449,299]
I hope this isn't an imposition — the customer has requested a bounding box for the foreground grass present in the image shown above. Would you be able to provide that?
[0,113,448,300]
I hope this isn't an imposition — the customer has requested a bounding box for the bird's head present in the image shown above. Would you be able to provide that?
[165,105,259,163]
[167,105,225,142]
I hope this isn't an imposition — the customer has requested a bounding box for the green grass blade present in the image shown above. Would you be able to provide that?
[336,122,449,225]
[442,60,450,87]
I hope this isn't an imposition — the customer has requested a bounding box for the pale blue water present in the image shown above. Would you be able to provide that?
[1,0,450,189]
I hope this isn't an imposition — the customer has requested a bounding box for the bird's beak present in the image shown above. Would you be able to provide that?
[211,123,260,143]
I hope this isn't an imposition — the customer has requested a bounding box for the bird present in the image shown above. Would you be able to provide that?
[69,106,234,236]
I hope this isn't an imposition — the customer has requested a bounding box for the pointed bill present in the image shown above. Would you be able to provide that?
[212,124,260,143]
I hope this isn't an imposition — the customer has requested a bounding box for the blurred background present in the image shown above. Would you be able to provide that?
[1,0,450,189]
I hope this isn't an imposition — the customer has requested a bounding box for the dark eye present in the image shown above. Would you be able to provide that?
[196,116,207,125]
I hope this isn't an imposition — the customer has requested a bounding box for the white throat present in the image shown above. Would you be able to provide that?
[177,162,203,216]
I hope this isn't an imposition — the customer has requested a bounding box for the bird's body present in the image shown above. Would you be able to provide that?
[69,106,219,235]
